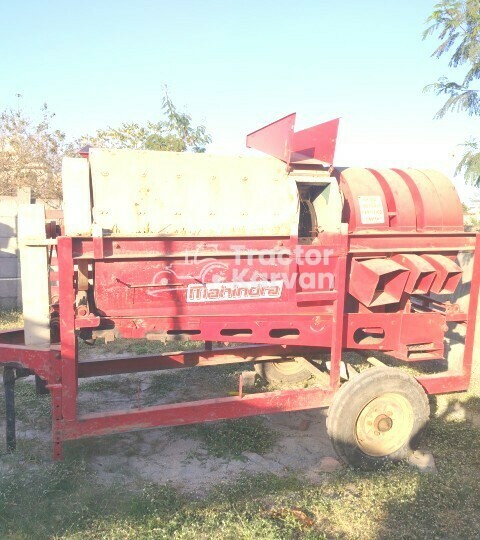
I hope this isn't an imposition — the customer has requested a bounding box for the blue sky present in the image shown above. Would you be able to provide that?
[1,0,478,197]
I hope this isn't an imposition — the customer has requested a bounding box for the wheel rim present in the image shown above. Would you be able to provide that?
[271,358,305,375]
[355,392,414,457]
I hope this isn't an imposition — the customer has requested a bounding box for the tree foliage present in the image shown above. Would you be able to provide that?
[80,92,211,153]
[423,0,480,185]
[0,104,66,199]
[0,93,211,201]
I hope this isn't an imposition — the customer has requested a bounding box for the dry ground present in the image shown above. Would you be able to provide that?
[2,310,480,539]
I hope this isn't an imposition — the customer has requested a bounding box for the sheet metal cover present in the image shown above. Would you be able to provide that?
[88,149,298,236]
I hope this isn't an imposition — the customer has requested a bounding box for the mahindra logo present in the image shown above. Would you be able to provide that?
[186,280,283,303]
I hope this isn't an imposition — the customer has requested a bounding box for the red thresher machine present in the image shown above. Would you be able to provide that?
[1,113,479,468]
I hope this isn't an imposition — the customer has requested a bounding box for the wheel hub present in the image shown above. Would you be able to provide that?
[375,414,393,433]
[355,392,414,457]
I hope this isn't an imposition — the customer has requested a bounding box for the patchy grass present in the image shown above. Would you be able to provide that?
[147,371,182,397]
[3,404,480,539]
[0,309,22,331]
[144,362,245,405]
[0,379,51,428]
[79,376,139,394]
[3,378,480,539]
[79,337,204,358]
[4,309,480,537]
[180,416,279,459]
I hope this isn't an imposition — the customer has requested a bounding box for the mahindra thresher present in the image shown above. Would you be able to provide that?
[1,113,478,469]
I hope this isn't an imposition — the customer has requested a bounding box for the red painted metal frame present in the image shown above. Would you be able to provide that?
[0,226,478,461]
[57,230,348,456]
[245,113,340,167]
[62,387,335,440]
[0,234,480,459]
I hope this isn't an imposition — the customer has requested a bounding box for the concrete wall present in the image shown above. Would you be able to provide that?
[0,189,60,310]
[0,189,30,309]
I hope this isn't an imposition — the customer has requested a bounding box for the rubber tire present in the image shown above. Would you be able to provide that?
[254,358,312,384]
[326,367,430,470]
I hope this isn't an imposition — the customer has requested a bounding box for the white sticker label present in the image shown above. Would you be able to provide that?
[186,280,283,303]
[358,196,385,224]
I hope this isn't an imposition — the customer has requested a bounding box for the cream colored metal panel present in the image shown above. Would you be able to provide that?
[88,149,298,236]
[62,157,92,235]
[18,204,50,345]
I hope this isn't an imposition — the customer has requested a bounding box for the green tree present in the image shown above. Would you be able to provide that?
[423,0,480,185]
[0,103,66,199]
[80,92,211,153]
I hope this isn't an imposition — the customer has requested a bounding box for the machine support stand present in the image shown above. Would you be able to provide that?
[329,251,348,389]
[48,384,64,461]
[3,367,16,453]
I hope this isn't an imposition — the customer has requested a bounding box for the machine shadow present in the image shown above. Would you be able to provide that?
[375,392,480,539]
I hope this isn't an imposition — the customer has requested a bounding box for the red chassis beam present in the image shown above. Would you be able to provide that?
[62,387,335,440]
[70,232,476,260]
[0,338,336,446]
[348,231,476,253]
[78,344,309,377]
[0,342,58,382]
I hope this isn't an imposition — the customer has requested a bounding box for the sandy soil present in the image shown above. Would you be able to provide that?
[2,358,341,494]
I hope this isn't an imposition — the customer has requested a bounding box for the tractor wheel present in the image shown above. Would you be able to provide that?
[254,357,312,384]
[326,367,429,470]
